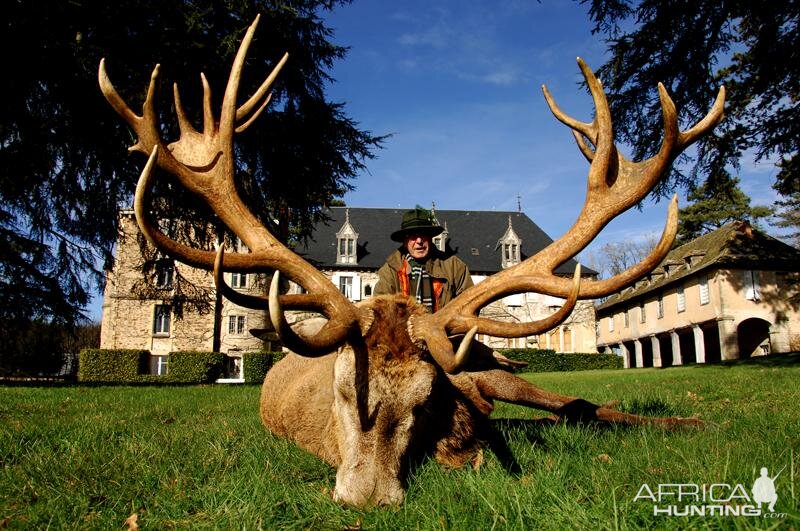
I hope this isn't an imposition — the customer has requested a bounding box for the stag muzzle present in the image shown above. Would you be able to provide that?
[333,464,406,507]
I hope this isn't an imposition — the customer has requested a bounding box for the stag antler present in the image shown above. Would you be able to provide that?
[410,58,725,372]
[99,16,368,355]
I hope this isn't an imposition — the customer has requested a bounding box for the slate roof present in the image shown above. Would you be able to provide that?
[294,207,594,276]
[596,221,800,311]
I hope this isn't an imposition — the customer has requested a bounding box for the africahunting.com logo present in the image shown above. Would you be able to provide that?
[634,465,787,518]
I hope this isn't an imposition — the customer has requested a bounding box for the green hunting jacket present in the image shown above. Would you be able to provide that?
[373,248,474,310]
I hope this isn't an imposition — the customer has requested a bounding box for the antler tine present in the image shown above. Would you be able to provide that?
[98,58,147,128]
[219,14,260,138]
[408,59,724,373]
[676,85,726,151]
[269,272,359,356]
[236,52,289,128]
[104,18,368,356]
[212,246,336,313]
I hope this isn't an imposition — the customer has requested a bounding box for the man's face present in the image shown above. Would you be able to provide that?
[404,233,432,260]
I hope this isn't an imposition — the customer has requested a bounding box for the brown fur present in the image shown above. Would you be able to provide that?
[260,294,701,507]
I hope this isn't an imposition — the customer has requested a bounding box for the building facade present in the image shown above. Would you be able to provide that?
[100,211,274,381]
[596,221,800,368]
[100,207,599,372]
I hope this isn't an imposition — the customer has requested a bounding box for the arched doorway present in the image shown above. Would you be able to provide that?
[737,318,771,358]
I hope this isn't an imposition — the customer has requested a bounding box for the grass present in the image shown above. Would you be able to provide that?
[1,354,799,529]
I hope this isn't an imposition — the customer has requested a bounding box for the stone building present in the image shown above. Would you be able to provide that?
[596,221,800,368]
[100,210,274,381]
[100,206,599,377]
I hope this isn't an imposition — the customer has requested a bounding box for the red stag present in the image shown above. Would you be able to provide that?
[99,17,724,507]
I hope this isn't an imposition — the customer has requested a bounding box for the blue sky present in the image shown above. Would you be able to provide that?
[321,1,779,246]
[88,1,780,320]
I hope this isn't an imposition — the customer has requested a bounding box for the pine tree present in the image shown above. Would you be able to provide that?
[581,0,799,200]
[1,0,383,326]
[677,172,772,244]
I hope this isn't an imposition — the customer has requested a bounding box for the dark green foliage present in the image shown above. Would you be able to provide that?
[270,350,287,366]
[242,351,274,383]
[773,192,800,248]
[677,173,772,244]
[169,351,225,383]
[582,0,799,202]
[0,321,99,377]
[77,348,149,383]
[2,0,383,326]
[498,348,623,373]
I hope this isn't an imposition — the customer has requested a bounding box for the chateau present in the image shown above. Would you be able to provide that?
[99,207,599,378]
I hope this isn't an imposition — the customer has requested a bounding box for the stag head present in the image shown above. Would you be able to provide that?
[100,17,724,507]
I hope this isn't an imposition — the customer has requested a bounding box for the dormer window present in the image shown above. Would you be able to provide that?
[433,222,449,252]
[498,216,523,268]
[504,243,519,263]
[685,250,706,269]
[336,209,359,265]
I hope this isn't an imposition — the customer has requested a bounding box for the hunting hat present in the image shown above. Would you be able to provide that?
[390,207,444,242]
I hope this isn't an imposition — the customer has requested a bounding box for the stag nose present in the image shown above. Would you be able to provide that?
[333,475,405,507]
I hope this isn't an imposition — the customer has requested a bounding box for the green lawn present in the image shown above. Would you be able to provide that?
[2,354,798,529]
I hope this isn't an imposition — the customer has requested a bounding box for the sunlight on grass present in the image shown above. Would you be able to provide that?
[1,355,798,528]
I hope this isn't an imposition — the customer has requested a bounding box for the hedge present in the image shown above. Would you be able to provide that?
[243,351,287,383]
[78,349,149,383]
[243,351,271,383]
[168,351,224,383]
[496,348,623,373]
[79,349,223,384]
[78,348,287,384]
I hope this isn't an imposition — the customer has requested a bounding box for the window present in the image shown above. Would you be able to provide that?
[153,305,171,335]
[639,301,646,323]
[743,270,760,301]
[699,276,710,305]
[223,355,242,379]
[676,286,686,313]
[155,261,173,288]
[657,294,664,318]
[228,315,246,336]
[363,284,372,297]
[339,276,353,298]
[231,272,248,289]
[150,355,169,376]
[337,237,357,264]
[608,316,615,332]
[503,243,519,265]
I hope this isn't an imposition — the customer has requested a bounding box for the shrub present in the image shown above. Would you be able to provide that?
[78,349,225,384]
[78,348,149,383]
[168,351,224,383]
[497,348,623,373]
[270,350,286,366]
[243,351,272,383]
[243,351,287,383]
